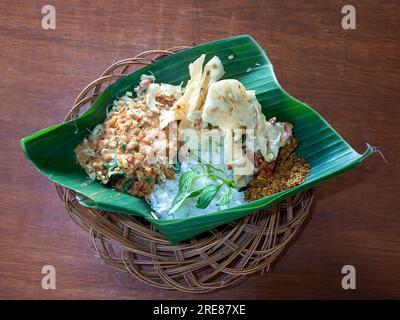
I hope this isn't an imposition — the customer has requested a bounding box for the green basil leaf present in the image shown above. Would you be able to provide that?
[187,187,205,198]
[196,184,222,209]
[205,163,226,176]
[178,169,197,191]
[190,151,227,176]
[217,187,233,206]
[169,187,204,214]
[169,169,198,213]
[169,197,187,214]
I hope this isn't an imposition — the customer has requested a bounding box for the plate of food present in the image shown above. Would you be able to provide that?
[20,35,372,243]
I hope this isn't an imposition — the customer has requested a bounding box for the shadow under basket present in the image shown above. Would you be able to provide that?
[55,47,314,293]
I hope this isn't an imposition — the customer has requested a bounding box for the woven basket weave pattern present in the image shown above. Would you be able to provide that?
[55,48,314,293]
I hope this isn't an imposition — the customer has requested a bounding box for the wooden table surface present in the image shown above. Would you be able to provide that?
[0,0,399,299]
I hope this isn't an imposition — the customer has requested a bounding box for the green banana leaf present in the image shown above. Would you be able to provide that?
[20,35,372,243]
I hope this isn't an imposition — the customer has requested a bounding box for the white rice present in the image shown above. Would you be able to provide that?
[149,159,245,220]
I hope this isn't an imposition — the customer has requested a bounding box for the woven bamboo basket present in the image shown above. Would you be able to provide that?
[55,47,314,293]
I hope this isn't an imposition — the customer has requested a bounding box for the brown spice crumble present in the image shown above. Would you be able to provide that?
[245,137,310,201]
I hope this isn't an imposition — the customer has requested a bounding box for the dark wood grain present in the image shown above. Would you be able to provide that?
[0,0,399,299]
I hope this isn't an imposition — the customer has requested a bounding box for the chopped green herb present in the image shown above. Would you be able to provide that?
[120,143,126,151]
[173,162,181,173]
[104,158,119,170]
[121,178,132,192]
[145,176,153,184]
